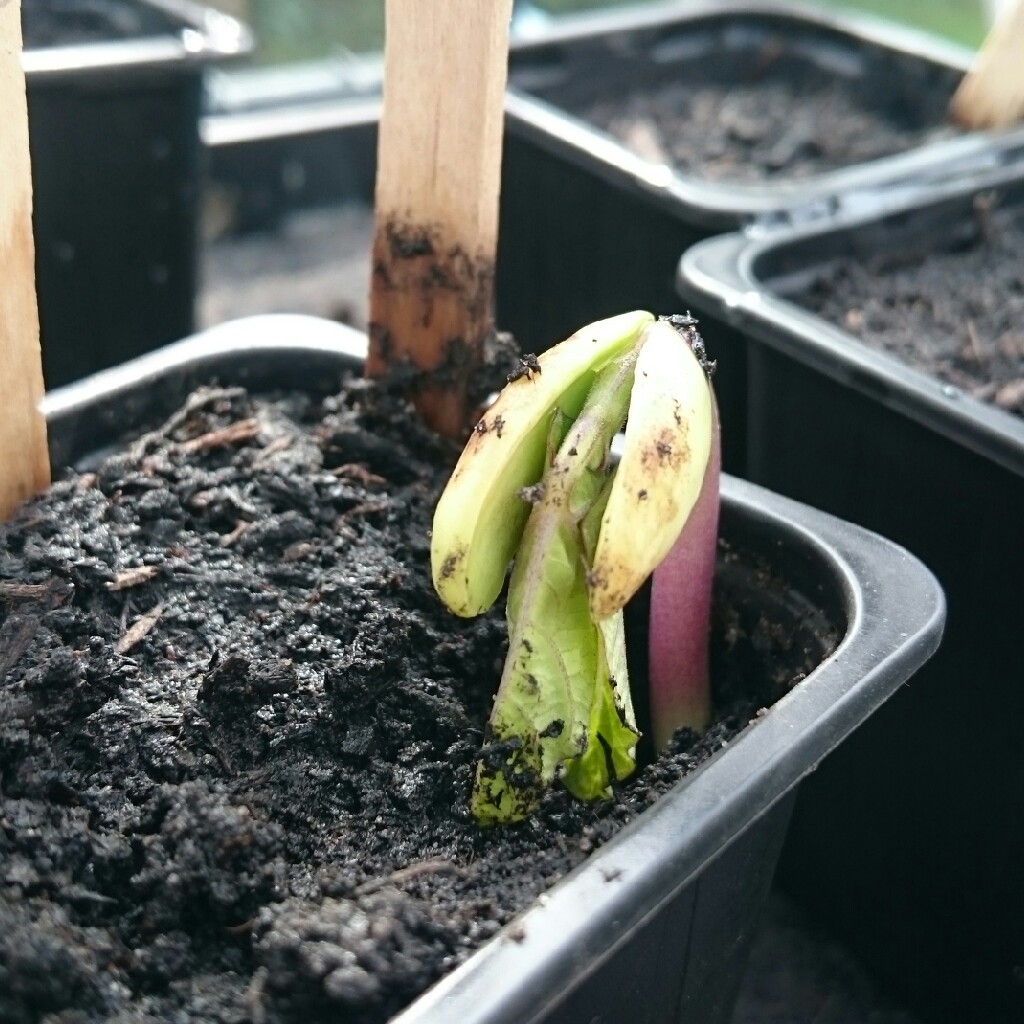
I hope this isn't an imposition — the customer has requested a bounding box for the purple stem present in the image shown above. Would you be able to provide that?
[647,399,721,750]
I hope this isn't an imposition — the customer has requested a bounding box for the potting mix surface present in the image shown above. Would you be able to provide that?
[798,197,1024,417]
[0,375,834,1023]
[571,59,953,183]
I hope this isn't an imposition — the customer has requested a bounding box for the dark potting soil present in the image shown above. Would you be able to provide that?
[568,56,955,183]
[21,0,181,50]
[0,378,836,1024]
[797,197,1024,417]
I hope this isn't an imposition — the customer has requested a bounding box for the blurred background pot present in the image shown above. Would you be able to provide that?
[495,0,1022,474]
[23,0,251,388]
[678,158,1024,1024]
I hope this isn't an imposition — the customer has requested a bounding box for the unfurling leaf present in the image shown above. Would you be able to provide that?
[431,311,654,617]
[588,319,714,621]
[432,312,717,825]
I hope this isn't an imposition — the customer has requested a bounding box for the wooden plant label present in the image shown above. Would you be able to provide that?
[368,0,513,438]
[0,0,49,520]
[951,0,1024,128]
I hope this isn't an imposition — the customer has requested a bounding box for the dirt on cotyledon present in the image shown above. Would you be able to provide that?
[0,376,835,1023]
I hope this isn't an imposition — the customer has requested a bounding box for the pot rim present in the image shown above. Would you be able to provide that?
[21,0,252,79]
[504,0,1021,227]
[678,161,1024,479]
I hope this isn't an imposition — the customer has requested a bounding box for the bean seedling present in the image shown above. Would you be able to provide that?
[432,311,720,824]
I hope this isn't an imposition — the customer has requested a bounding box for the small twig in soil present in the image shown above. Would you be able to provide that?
[117,604,164,655]
[336,500,389,523]
[219,521,251,548]
[0,577,71,608]
[178,418,261,454]
[356,857,463,896]
[0,581,51,602]
[331,463,388,488]
[252,435,293,465]
[966,319,984,362]
[158,386,247,437]
[106,565,161,591]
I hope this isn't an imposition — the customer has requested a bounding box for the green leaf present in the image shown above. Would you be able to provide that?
[471,514,599,824]
[561,610,638,801]
[470,349,643,825]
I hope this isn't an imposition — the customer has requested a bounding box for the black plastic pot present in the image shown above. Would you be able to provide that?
[200,2,1024,476]
[496,0,1024,475]
[40,314,945,1024]
[678,166,1024,1024]
[23,0,251,389]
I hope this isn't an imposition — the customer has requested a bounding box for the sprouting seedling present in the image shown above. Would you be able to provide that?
[431,311,720,825]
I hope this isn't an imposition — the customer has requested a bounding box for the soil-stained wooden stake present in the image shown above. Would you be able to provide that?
[367,0,513,438]
[0,0,49,519]
[951,0,1024,128]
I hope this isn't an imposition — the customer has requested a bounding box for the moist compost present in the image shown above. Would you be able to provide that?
[21,0,181,49]
[796,196,1024,417]
[552,49,956,183]
[0,378,835,1023]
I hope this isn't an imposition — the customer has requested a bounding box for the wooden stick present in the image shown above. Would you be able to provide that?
[367,0,513,438]
[950,0,1024,128]
[0,0,49,520]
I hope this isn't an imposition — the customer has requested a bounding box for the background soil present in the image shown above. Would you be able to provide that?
[0,376,833,1023]
[583,82,941,183]
[200,207,374,332]
[548,46,958,183]
[797,197,1024,416]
